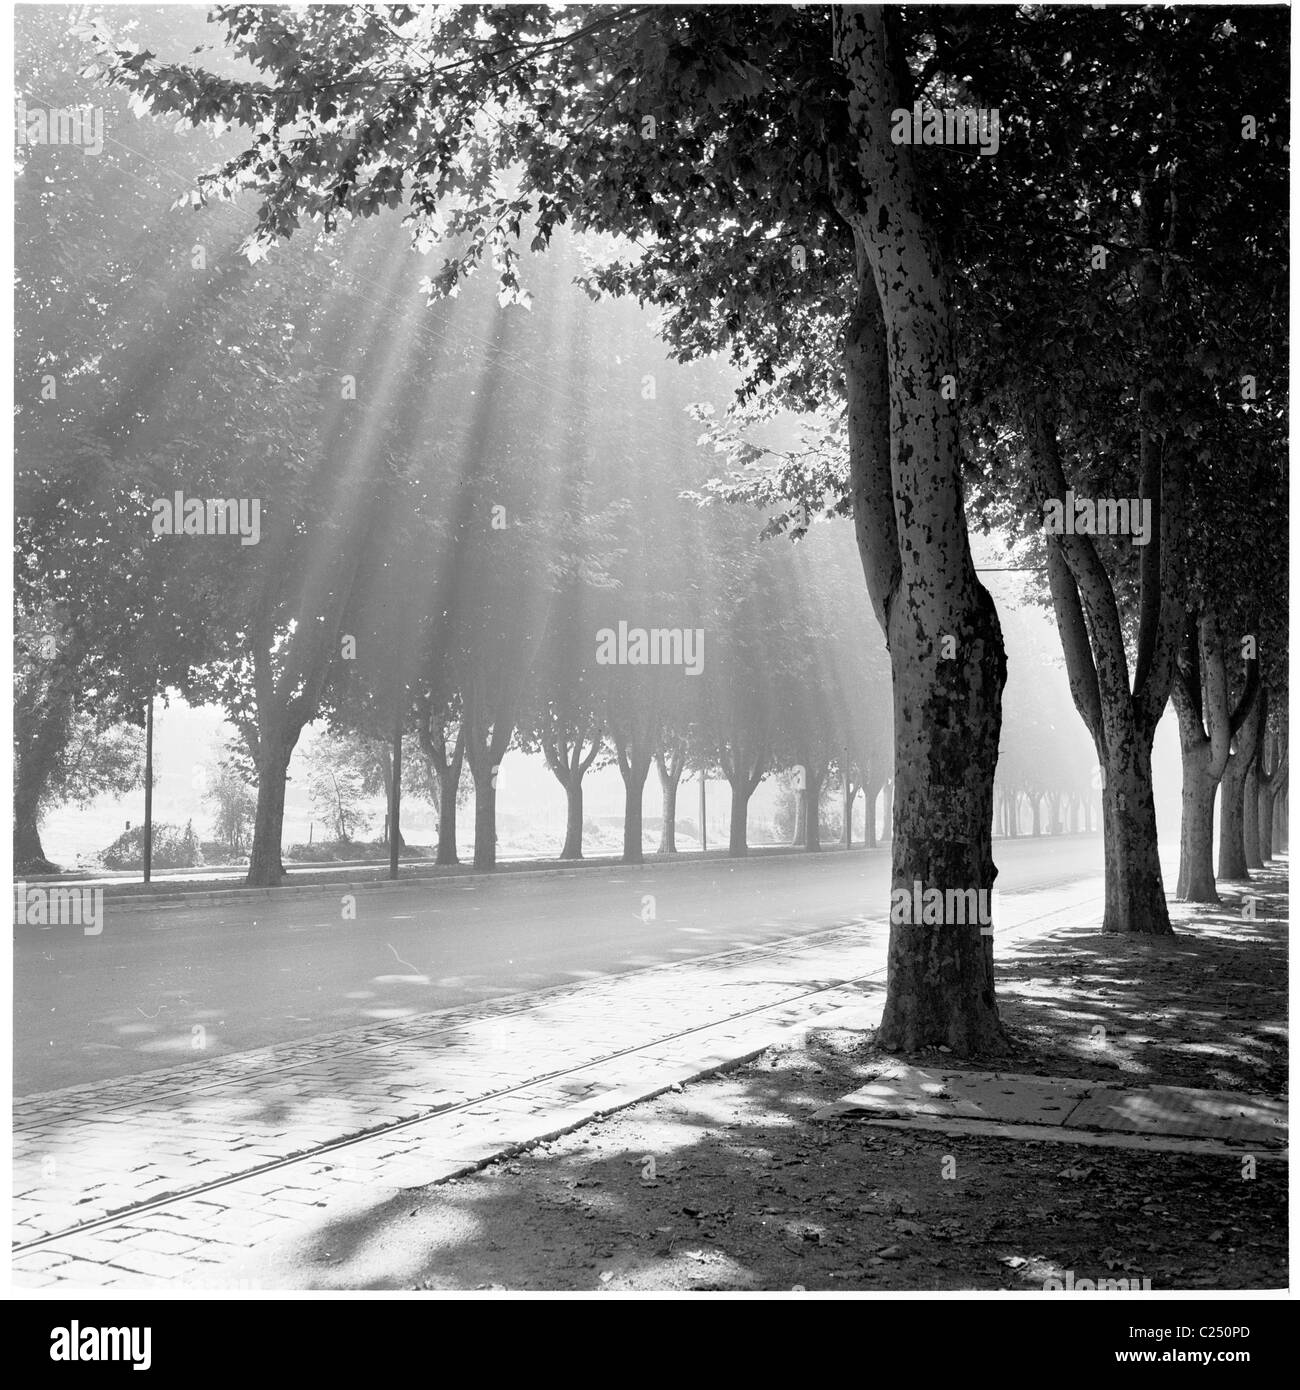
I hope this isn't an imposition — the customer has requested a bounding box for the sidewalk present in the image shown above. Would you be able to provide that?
[12,867,1285,1290]
[14,877,1098,1287]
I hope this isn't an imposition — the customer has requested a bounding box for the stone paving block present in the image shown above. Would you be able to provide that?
[101,1247,191,1279]
[9,1248,75,1273]
[46,1263,126,1286]
[121,1229,203,1257]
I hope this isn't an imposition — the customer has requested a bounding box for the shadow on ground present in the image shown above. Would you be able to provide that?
[264,867,1286,1292]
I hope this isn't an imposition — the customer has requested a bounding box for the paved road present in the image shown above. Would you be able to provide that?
[15,836,1104,1095]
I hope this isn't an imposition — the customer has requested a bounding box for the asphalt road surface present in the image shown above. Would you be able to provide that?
[15,837,1107,1095]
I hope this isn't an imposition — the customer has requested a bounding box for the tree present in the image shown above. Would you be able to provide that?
[203,738,257,856]
[300,730,373,844]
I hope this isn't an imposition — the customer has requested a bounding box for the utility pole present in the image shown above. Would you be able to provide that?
[389,705,402,881]
[143,688,154,884]
[842,747,852,849]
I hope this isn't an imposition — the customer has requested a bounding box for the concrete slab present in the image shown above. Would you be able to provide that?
[1064,1086,1287,1144]
[814,1065,1111,1126]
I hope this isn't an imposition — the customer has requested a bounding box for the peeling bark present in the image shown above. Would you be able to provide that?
[833,6,1007,1054]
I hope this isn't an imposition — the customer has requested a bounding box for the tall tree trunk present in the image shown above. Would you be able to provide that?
[863,781,879,847]
[618,749,652,865]
[1218,688,1263,882]
[655,748,684,855]
[834,6,1007,1054]
[1243,764,1262,869]
[13,769,54,870]
[247,731,293,886]
[417,713,464,866]
[436,762,460,865]
[541,720,601,862]
[13,652,79,872]
[803,766,825,851]
[1217,766,1249,881]
[1175,751,1219,901]
[463,700,513,871]
[1170,613,1249,902]
[878,779,892,842]
[558,776,583,859]
[471,768,497,869]
[1260,779,1276,862]
[790,791,805,847]
[1097,724,1170,932]
[1254,710,1285,865]
[728,779,751,857]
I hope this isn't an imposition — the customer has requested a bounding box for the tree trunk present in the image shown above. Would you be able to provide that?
[1217,764,1249,881]
[863,784,877,847]
[1218,690,1263,882]
[436,767,460,865]
[790,792,805,847]
[803,769,824,851]
[463,705,512,871]
[416,709,464,866]
[13,659,78,872]
[1099,730,1171,933]
[657,754,683,855]
[1254,716,1285,865]
[1175,749,1219,901]
[1243,764,1261,869]
[728,780,751,857]
[841,773,855,849]
[13,776,53,871]
[472,769,497,869]
[247,734,293,886]
[835,8,1006,1054]
[879,780,892,842]
[1259,781,1275,862]
[559,776,584,859]
[620,755,651,865]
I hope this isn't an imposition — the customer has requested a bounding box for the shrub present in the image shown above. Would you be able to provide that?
[100,820,205,870]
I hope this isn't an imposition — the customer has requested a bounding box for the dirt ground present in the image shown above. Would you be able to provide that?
[301,875,1288,1292]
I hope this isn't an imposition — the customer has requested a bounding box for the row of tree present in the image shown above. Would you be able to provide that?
[16,6,1287,1056]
